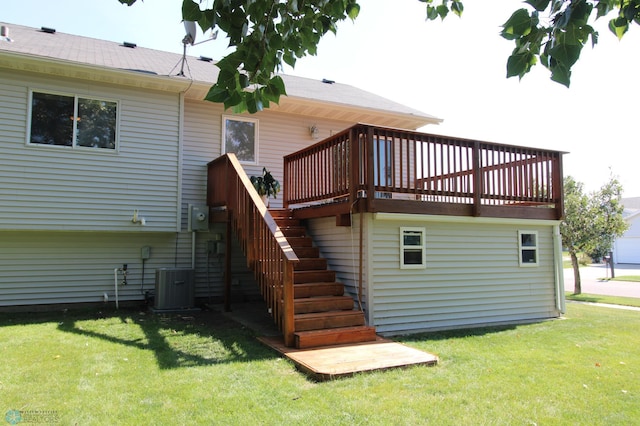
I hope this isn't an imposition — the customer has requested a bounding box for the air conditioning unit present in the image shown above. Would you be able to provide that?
[154,268,195,311]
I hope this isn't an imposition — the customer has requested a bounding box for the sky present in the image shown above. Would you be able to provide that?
[3,0,639,196]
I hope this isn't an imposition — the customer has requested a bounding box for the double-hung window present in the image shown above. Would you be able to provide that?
[400,227,426,269]
[518,230,539,266]
[28,90,118,150]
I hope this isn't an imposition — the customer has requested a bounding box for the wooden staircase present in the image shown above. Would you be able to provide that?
[270,208,377,349]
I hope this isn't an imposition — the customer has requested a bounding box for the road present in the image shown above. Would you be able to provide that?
[563,263,640,299]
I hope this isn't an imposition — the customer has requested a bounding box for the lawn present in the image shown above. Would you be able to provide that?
[566,292,640,308]
[1,304,638,425]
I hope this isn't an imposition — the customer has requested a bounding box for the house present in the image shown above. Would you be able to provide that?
[0,23,566,347]
[613,197,640,264]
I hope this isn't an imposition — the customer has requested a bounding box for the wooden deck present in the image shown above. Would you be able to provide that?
[258,336,438,381]
[283,123,565,221]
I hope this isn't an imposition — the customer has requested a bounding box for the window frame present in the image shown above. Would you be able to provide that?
[26,89,119,152]
[222,115,259,165]
[400,226,427,269]
[518,230,539,267]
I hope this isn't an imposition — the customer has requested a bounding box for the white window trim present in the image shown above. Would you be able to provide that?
[222,115,259,165]
[26,89,120,152]
[400,226,426,269]
[518,230,539,267]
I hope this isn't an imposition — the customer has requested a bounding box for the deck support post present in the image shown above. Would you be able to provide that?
[282,259,295,347]
[365,126,375,211]
[224,209,232,312]
[552,152,564,220]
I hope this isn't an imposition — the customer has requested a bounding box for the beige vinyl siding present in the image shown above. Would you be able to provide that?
[306,215,368,311]
[180,98,356,298]
[0,71,180,232]
[0,231,188,306]
[370,219,559,335]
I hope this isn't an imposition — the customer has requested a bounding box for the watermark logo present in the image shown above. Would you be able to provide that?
[4,410,60,424]
[4,411,21,425]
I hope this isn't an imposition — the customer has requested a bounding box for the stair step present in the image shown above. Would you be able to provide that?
[273,218,300,227]
[294,326,378,349]
[294,296,355,314]
[295,310,366,332]
[279,226,307,238]
[292,246,320,258]
[294,270,336,284]
[259,208,378,349]
[286,236,313,248]
[294,258,328,271]
[294,282,344,298]
[268,208,294,218]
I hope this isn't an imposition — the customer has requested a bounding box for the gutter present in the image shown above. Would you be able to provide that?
[0,51,193,94]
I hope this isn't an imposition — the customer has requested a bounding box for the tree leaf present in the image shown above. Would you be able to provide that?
[609,17,629,39]
[269,75,287,96]
[204,85,228,103]
[182,0,202,22]
[239,74,250,89]
[506,52,534,78]
[426,6,439,21]
[550,63,571,87]
[501,9,535,40]
[548,42,582,68]
[347,3,360,20]
[451,1,464,17]
[436,4,449,20]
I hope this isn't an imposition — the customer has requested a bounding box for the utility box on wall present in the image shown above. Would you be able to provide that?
[154,268,195,310]
[188,204,209,232]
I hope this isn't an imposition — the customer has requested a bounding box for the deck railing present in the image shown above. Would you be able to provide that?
[207,154,298,346]
[284,124,564,220]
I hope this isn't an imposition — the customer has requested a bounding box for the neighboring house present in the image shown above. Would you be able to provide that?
[613,197,640,264]
[0,23,566,346]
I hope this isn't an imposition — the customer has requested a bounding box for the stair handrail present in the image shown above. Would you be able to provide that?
[207,153,299,346]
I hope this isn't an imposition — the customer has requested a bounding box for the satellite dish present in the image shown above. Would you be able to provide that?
[183,21,196,45]
[177,20,217,77]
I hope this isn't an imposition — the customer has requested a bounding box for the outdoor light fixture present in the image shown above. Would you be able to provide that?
[309,125,320,140]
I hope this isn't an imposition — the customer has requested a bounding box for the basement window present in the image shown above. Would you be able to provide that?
[400,227,426,269]
[518,230,539,267]
[28,90,118,150]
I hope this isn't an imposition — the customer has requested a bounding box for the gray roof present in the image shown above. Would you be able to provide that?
[0,23,440,127]
[622,197,640,219]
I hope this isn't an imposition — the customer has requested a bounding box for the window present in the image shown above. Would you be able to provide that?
[518,230,539,266]
[400,227,426,269]
[28,91,117,150]
[222,115,258,164]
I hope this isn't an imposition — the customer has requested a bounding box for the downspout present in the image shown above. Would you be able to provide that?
[553,224,566,313]
[179,91,196,270]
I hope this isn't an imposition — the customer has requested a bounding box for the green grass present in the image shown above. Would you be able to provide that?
[611,275,640,283]
[566,292,640,308]
[1,304,639,425]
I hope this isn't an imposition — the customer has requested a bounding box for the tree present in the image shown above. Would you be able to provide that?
[496,0,640,87]
[560,175,627,294]
[118,0,640,113]
[120,0,360,113]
